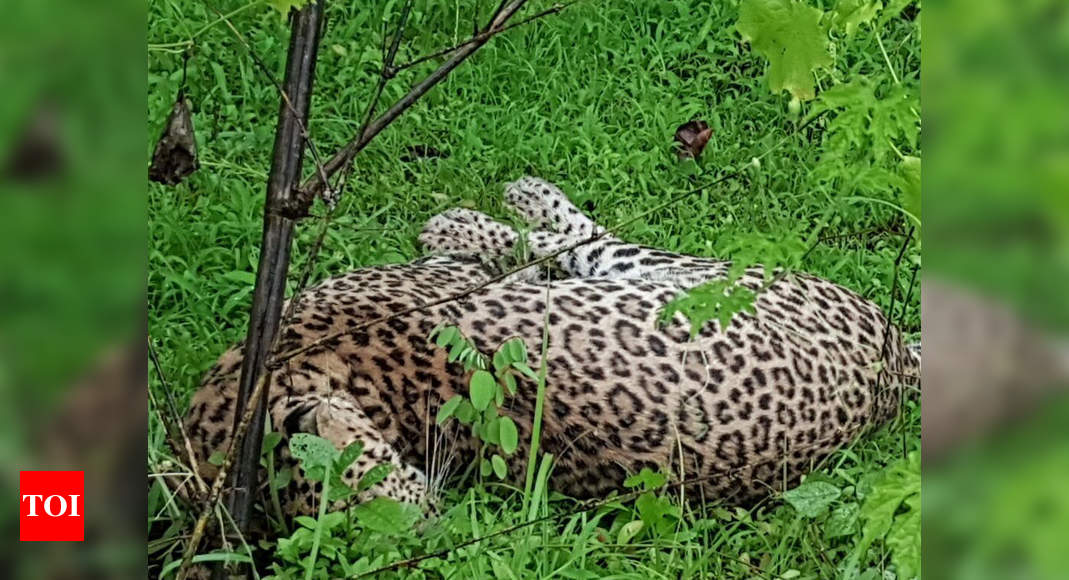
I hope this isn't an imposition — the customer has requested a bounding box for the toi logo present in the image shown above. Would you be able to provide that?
[20,471,84,541]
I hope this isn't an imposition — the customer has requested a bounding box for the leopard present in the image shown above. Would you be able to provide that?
[183,176,920,517]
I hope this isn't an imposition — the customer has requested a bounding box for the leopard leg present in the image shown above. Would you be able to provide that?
[504,176,605,238]
[418,208,545,284]
[418,208,520,255]
[503,176,729,284]
[270,370,433,515]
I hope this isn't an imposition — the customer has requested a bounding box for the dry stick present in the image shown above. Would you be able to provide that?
[392,1,579,73]
[148,337,209,496]
[271,111,832,367]
[296,0,534,202]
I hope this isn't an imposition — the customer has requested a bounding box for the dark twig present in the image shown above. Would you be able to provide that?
[148,336,208,496]
[296,0,534,203]
[393,1,577,73]
[875,225,916,460]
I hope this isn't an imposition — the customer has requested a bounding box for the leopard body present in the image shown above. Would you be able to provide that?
[184,177,918,515]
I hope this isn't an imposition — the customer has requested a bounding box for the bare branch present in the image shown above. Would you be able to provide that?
[296,0,535,204]
[393,1,578,73]
[148,337,208,496]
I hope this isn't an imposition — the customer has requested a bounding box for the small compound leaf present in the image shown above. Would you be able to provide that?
[831,0,882,37]
[480,458,493,477]
[436,395,464,424]
[491,454,508,479]
[783,480,841,518]
[469,370,496,411]
[455,399,475,424]
[499,416,519,455]
[624,467,667,491]
[433,325,457,348]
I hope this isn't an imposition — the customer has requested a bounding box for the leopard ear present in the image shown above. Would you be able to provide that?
[281,397,320,436]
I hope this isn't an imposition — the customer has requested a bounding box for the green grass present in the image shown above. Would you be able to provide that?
[148,0,920,578]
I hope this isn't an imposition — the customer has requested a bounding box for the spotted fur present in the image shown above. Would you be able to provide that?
[184,177,918,515]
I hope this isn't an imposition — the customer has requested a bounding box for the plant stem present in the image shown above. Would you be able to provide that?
[305,464,331,580]
[522,284,552,517]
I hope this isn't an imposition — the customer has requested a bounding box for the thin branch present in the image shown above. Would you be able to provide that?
[296,0,534,203]
[393,1,577,73]
[148,337,209,496]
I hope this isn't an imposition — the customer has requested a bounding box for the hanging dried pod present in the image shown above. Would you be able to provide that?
[674,119,713,160]
[149,90,199,185]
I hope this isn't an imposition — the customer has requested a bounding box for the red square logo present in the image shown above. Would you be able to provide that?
[20,471,84,541]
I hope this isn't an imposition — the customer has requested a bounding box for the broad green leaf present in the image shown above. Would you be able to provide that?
[618,520,644,544]
[825,501,860,538]
[491,454,507,479]
[353,497,418,535]
[783,480,841,517]
[469,370,496,411]
[499,416,519,454]
[208,451,226,466]
[436,395,463,424]
[261,431,283,455]
[335,441,364,472]
[900,156,921,222]
[887,507,920,579]
[357,463,394,492]
[737,0,832,100]
[831,0,882,37]
[480,458,493,477]
[288,433,338,482]
[272,466,292,490]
